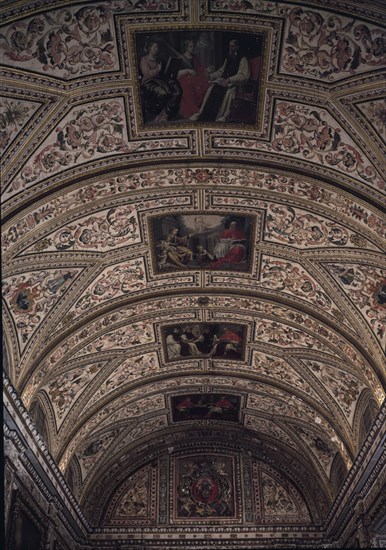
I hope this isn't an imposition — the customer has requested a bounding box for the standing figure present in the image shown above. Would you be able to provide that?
[177,39,211,119]
[139,40,182,123]
[191,39,250,122]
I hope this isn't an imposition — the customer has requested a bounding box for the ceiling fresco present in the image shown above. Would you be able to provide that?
[1,0,385,531]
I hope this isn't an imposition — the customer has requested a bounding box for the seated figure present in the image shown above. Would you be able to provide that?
[190,39,250,122]
[140,40,182,123]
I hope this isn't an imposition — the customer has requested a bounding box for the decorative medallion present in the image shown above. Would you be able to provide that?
[174,455,237,521]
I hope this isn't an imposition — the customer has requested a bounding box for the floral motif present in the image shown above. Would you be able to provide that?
[96,394,165,431]
[244,415,297,450]
[0,98,39,152]
[77,428,122,478]
[255,319,335,354]
[292,424,336,476]
[209,0,281,14]
[73,259,146,315]
[9,100,130,197]
[259,257,334,313]
[112,467,151,518]
[246,392,352,468]
[60,392,167,471]
[42,363,104,424]
[2,268,79,349]
[0,5,118,79]
[252,352,321,402]
[33,205,140,253]
[248,393,319,424]
[72,320,155,357]
[265,205,357,249]
[87,353,160,408]
[282,7,386,80]
[305,360,365,421]
[0,0,179,78]
[357,99,386,143]
[271,103,382,190]
[3,169,384,253]
[213,103,384,191]
[261,472,297,515]
[326,263,386,349]
[121,415,168,446]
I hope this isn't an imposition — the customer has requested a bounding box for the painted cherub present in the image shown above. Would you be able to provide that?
[196,245,214,264]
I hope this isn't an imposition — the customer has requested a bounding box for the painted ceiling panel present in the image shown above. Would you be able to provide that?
[1,0,385,528]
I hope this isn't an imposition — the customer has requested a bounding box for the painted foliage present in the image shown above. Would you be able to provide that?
[87,353,161,408]
[357,99,386,143]
[3,169,384,254]
[103,465,157,525]
[163,322,246,362]
[171,394,241,423]
[282,7,386,80]
[304,359,365,422]
[292,424,337,477]
[251,352,322,403]
[77,428,122,479]
[0,98,40,152]
[31,205,141,253]
[326,263,386,349]
[261,471,297,516]
[151,213,253,272]
[42,362,104,425]
[175,455,236,520]
[7,100,130,199]
[73,258,146,315]
[72,320,154,357]
[259,257,333,313]
[213,102,383,191]
[0,1,180,79]
[2,268,79,349]
[135,30,263,124]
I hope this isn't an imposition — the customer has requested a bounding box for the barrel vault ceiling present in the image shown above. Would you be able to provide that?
[1,0,385,528]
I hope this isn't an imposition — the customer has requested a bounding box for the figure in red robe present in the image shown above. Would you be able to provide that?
[211,221,246,268]
[177,40,210,119]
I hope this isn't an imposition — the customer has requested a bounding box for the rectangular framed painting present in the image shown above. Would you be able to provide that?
[150,213,254,273]
[134,30,264,125]
[162,322,247,363]
[170,394,241,423]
